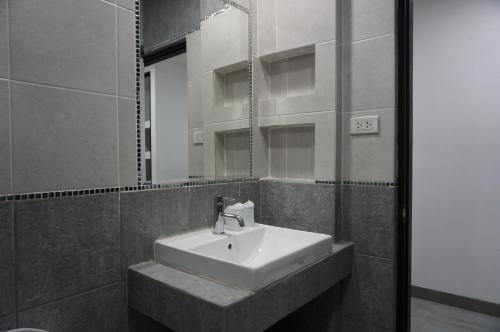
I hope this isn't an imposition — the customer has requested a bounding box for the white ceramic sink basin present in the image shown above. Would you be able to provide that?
[154,223,332,291]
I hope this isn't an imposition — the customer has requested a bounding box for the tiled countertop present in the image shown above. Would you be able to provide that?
[128,242,353,332]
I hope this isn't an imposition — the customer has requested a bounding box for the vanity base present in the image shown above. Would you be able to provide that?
[128,242,353,332]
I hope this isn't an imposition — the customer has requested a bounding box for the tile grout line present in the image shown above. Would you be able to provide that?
[6,2,19,326]
[7,0,13,196]
[115,3,120,190]
[16,280,123,314]
[10,79,120,99]
[350,32,394,45]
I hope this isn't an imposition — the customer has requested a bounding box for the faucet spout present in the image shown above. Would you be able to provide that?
[220,212,245,227]
[213,194,245,234]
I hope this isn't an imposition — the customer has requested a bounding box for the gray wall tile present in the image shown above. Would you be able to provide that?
[0,0,8,78]
[178,0,200,34]
[341,254,394,329]
[18,282,124,332]
[342,0,394,42]
[260,181,335,236]
[201,0,225,18]
[118,98,137,187]
[0,81,10,194]
[118,8,136,98]
[11,83,118,193]
[188,183,240,230]
[142,0,179,50]
[343,35,395,112]
[341,185,395,259]
[15,194,121,309]
[238,181,260,221]
[10,0,117,94]
[121,184,240,273]
[120,190,165,274]
[0,314,16,331]
[0,203,14,317]
[117,0,135,11]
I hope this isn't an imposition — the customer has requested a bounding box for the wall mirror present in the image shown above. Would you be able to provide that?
[140,1,250,185]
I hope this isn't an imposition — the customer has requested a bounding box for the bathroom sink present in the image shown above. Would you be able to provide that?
[154,224,332,291]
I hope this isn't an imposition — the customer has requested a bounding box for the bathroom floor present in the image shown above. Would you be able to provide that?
[411,297,500,332]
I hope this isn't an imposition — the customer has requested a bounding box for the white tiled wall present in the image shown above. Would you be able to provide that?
[188,7,250,178]
[251,0,339,181]
[1,0,137,194]
[341,0,396,182]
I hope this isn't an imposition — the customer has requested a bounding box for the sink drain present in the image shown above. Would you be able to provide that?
[228,243,232,250]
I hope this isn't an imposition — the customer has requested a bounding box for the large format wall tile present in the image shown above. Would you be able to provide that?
[18,282,124,332]
[0,314,16,331]
[118,98,137,187]
[142,0,179,50]
[342,109,396,182]
[201,0,225,18]
[118,8,136,98]
[0,0,8,78]
[9,0,116,94]
[178,0,200,35]
[0,203,14,317]
[11,83,118,193]
[117,0,135,11]
[343,34,395,112]
[342,0,394,42]
[260,181,335,236]
[341,185,395,259]
[121,184,241,272]
[0,81,10,194]
[15,194,121,309]
[342,254,394,329]
[120,190,167,274]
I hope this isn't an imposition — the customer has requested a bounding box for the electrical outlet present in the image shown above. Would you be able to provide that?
[350,116,379,135]
[193,130,204,144]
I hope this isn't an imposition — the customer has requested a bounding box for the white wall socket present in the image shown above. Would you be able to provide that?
[350,116,379,135]
[193,130,204,144]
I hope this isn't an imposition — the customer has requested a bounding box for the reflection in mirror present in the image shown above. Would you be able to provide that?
[140,1,250,185]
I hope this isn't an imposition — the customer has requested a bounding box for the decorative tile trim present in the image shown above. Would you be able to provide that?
[135,0,142,185]
[315,180,342,185]
[223,1,250,14]
[248,0,254,177]
[342,180,397,187]
[0,177,258,202]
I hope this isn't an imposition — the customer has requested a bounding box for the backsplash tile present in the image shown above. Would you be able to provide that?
[15,194,121,309]
[260,180,335,236]
[0,202,15,317]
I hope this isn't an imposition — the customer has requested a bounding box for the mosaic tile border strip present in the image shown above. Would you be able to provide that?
[135,0,142,185]
[0,177,258,202]
[342,180,397,187]
[247,0,254,177]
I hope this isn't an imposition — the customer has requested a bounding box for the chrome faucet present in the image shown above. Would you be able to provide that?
[213,194,245,234]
